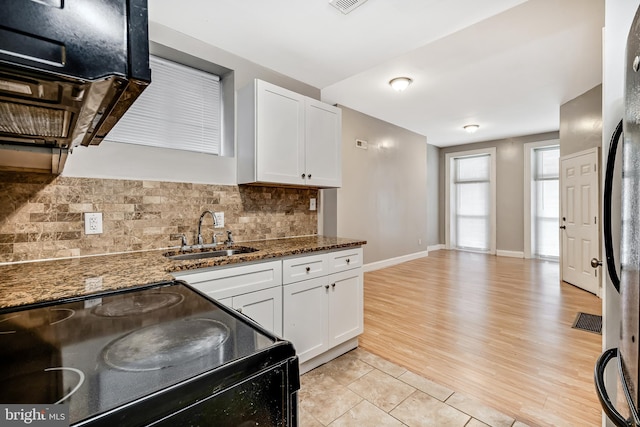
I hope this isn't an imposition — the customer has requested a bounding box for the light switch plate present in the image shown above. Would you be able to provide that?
[214,212,224,228]
[85,212,103,235]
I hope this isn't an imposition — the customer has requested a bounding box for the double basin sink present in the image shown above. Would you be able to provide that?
[165,246,258,261]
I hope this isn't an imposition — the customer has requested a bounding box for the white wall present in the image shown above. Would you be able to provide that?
[602,1,639,426]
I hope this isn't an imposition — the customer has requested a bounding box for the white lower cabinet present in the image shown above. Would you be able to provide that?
[282,248,363,364]
[173,260,283,336]
[327,269,363,347]
[173,247,363,365]
[231,286,282,335]
[283,276,329,362]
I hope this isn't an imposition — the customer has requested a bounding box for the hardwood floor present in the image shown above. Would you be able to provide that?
[359,250,603,427]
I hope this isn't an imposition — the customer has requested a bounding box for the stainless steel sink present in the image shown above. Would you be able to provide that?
[166,246,258,261]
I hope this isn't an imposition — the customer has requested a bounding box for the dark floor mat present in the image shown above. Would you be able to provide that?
[572,312,602,335]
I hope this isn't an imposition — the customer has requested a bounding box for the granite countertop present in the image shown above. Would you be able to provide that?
[0,235,366,310]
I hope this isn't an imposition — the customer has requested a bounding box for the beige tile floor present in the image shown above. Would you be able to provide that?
[299,348,532,427]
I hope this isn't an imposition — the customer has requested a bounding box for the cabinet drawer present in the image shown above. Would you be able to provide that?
[173,260,282,300]
[282,253,328,284]
[329,247,363,273]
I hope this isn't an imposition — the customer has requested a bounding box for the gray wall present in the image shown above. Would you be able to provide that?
[560,84,603,157]
[438,132,559,253]
[62,22,320,184]
[427,144,440,247]
[335,106,428,265]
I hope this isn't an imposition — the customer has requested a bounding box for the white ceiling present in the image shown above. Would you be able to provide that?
[149,0,604,147]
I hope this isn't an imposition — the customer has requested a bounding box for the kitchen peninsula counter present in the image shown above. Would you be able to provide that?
[0,236,366,309]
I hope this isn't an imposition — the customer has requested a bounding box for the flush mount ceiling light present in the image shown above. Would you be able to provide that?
[389,77,413,92]
[463,124,480,133]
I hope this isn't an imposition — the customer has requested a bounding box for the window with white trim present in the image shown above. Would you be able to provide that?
[452,154,491,251]
[532,146,560,258]
[106,55,221,155]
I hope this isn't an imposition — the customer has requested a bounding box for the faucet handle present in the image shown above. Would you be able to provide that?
[170,233,188,248]
[225,230,234,246]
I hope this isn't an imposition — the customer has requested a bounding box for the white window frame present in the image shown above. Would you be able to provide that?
[445,147,497,254]
[523,139,560,259]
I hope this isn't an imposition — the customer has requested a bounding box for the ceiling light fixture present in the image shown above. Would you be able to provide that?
[389,77,413,92]
[463,124,480,133]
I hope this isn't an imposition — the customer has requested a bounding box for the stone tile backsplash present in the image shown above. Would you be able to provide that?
[0,172,318,263]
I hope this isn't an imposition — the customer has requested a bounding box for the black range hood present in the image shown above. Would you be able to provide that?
[0,0,151,173]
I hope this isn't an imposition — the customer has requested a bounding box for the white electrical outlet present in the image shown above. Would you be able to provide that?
[310,198,317,211]
[85,276,103,292]
[214,212,224,228]
[85,212,103,235]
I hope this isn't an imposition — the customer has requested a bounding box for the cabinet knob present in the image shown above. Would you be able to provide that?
[236,307,243,313]
[325,285,330,290]
[301,173,306,179]
[305,266,311,273]
[308,174,312,179]
[346,258,350,264]
[331,283,336,288]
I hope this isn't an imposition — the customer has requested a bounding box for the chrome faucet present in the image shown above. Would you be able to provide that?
[197,210,218,245]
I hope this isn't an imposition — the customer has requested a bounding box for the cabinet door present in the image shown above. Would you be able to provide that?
[233,287,283,336]
[256,80,306,185]
[328,269,363,348]
[305,99,342,188]
[283,277,329,363]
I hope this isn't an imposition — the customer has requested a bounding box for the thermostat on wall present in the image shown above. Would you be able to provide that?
[355,139,368,150]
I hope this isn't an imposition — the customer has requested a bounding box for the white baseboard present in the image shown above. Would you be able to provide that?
[496,250,524,258]
[363,251,429,272]
[427,244,445,252]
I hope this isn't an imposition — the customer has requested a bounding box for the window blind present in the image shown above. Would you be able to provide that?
[453,154,490,251]
[106,55,221,155]
[533,147,559,258]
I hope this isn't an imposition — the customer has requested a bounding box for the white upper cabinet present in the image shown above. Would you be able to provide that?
[237,79,342,188]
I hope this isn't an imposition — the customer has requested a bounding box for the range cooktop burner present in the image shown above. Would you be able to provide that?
[102,318,230,372]
[0,308,76,333]
[92,292,184,317]
[0,367,84,404]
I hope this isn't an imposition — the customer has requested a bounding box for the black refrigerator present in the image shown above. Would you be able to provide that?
[594,5,640,427]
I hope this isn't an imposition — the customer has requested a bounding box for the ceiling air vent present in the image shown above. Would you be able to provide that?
[329,0,369,14]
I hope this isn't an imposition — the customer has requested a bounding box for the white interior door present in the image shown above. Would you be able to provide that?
[560,148,599,294]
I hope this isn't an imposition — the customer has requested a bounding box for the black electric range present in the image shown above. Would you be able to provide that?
[0,281,299,426]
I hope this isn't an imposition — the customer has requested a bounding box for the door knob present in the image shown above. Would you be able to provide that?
[591,258,603,268]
